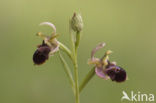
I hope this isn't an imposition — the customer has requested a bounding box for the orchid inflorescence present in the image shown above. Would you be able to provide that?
[32,13,127,103]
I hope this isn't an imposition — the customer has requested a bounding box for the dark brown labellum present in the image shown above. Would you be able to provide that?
[33,44,51,65]
[105,66,126,82]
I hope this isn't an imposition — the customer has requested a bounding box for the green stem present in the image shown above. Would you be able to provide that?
[58,52,75,93]
[74,56,79,103]
[70,28,80,103]
[73,31,81,103]
[69,20,75,55]
[74,32,80,103]
[75,31,80,52]
[58,41,73,60]
[79,67,95,93]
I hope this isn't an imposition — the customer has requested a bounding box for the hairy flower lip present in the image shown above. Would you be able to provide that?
[33,42,51,65]
[105,65,127,82]
[95,64,127,82]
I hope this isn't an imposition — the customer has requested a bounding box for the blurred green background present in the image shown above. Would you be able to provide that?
[0,0,156,103]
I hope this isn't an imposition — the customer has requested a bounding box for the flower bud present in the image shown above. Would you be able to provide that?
[70,13,83,32]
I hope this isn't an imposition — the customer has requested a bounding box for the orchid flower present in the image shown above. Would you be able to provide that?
[33,22,59,65]
[89,43,127,82]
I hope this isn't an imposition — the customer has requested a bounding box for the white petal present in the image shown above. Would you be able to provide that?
[40,22,56,34]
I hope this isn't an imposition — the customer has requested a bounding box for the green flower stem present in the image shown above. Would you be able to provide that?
[69,24,76,56]
[58,41,73,60]
[58,52,75,93]
[73,56,79,103]
[79,67,95,93]
[74,31,81,103]
[69,28,80,103]
[75,31,80,52]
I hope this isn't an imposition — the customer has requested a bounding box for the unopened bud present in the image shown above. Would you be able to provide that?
[70,13,83,32]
